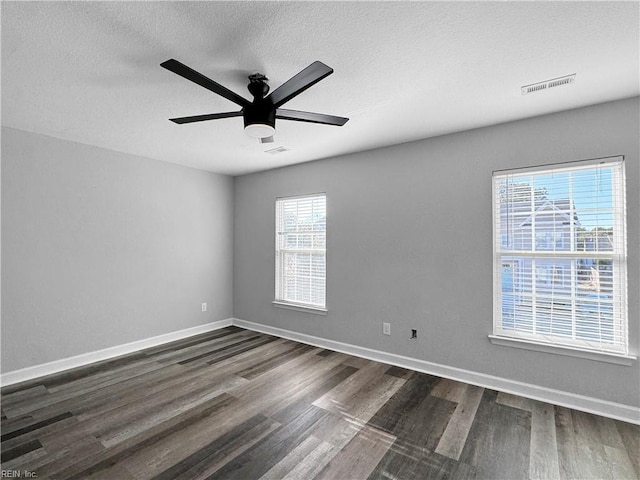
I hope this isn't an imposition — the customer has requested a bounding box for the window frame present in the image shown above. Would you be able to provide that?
[273,192,327,314]
[491,157,631,361]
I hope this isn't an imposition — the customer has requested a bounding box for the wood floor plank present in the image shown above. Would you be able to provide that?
[529,400,560,480]
[314,425,395,480]
[50,393,237,479]
[112,396,259,479]
[0,411,78,453]
[71,364,198,421]
[0,442,48,471]
[3,358,166,418]
[0,352,147,396]
[555,405,593,480]
[270,364,359,425]
[556,407,635,478]
[278,438,337,480]
[435,384,484,460]
[1,385,49,409]
[342,356,373,369]
[235,342,317,380]
[10,363,191,425]
[458,390,531,480]
[141,327,244,356]
[307,369,407,456]
[594,413,630,450]
[306,409,361,450]
[219,338,297,372]
[149,329,257,364]
[313,362,407,424]
[430,377,468,403]
[205,405,329,480]
[34,369,237,450]
[1,438,43,463]
[113,351,331,479]
[85,463,137,480]
[150,414,281,480]
[496,391,534,411]
[14,434,106,478]
[603,444,638,480]
[179,335,274,365]
[97,377,246,447]
[384,365,414,380]
[364,373,427,435]
[368,444,478,480]
[259,435,325,480]
[41,353,149,391]
[615,420,640,478]
[44,356,161,395]
[174,337,290,382]
[203,336,284,366]
[230,348,345,417]
[2,411,74,442]
[315,349,334,357]
[367,371,446,441]
[0,412,57,442]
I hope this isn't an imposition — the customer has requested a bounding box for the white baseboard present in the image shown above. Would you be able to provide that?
[0,318,233,387]
[3,316,638,425]
[232,318,640,425]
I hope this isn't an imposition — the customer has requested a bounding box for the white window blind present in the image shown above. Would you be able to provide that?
[493,157,627,354]
[275,193,326,309]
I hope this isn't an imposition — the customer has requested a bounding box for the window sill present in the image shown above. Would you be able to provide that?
[488,335,636,366]
[272,301,327,316]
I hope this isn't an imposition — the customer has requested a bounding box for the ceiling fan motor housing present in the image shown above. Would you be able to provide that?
[243,103,276,137]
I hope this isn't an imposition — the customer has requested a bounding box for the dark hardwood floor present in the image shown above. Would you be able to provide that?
[1,326,638,479]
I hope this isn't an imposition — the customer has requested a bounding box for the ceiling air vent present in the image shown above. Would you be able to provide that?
[521,74,575,95]
[264,146,290,155]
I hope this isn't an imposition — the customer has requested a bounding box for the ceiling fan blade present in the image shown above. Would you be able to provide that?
[161,59,251,108]
[169,111,243,124]
[267,61,333,108]
[276,108,349,126]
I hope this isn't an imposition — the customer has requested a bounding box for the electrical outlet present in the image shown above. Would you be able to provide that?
[383,322,391,335]
[201,302,207,312]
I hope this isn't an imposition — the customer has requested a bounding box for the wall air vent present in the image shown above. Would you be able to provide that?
[521,74,576,95]
[264,146,290,155]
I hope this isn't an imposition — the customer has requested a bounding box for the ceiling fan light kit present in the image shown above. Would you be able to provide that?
[160,59,348,141]
[244,123,275,139]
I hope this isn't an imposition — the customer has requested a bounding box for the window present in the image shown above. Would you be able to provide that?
[493,157,627,355]
[275,193,326,311]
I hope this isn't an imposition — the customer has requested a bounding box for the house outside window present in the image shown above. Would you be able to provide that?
[535,231,564,250]
[274,193,327,311]
[493,157,627,354]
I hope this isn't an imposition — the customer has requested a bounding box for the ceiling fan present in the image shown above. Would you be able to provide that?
[160,59,349,143]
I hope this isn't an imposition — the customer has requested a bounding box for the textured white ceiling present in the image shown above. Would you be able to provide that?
[2,1,638,175]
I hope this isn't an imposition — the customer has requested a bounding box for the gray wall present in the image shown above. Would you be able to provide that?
[1,127,234,372]
[234,97,640,408]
